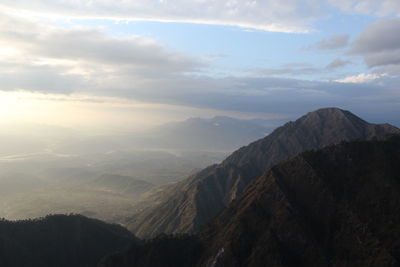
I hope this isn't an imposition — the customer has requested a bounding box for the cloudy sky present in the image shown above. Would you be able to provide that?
[0,0,399,132]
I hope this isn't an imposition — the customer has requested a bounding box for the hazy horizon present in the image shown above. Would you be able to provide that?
[1,1,400,135]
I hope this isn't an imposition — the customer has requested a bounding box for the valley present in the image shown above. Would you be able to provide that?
[0,116,273,223]
[1,108,400,267]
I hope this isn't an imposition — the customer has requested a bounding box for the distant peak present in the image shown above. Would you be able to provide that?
[295,107,370,129]
[310,107,347,115]
[304,107,362,121]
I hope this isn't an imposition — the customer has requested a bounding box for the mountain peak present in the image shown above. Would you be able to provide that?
[103,136,400,267]
[310,107,346,114]
[127,108,400,238]
[301,107,364,123]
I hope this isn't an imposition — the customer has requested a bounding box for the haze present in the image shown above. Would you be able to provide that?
[0,0,399,223]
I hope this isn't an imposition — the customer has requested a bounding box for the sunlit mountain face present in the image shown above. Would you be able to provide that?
[0,1,400,267]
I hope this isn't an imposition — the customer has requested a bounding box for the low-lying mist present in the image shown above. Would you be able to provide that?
[0,116,280,224]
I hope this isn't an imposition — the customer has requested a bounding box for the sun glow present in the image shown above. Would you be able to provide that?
[0,91,154,132]
[0,46,19,56]
[0,91,24,116]
[0,91,227,134]
[0,90,286,134]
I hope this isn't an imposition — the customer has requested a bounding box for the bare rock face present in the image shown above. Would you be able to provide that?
[199,135,400,267]
[127,108,399,238]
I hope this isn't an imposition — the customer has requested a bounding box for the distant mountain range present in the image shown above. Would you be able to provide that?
[74,116,274,153]
[141,116,275,151]
[0,116,275,157]
[127,108,400,238]
[101,134,400,267]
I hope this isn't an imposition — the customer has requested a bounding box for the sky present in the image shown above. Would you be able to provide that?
[0,0,400,133]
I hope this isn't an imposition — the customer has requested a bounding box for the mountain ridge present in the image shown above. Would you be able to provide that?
[197,134,400,267]
[100,135,400,267]
[127,107,400,238]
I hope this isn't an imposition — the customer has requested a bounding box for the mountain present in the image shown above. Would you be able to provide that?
[197,134,400,266]
[0,214,136,267]
[100,135,400,267]
[98,234,203,267]
[127,108,400,238]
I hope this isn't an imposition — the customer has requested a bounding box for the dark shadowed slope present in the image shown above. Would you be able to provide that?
[198,135,400,267]
[98,234,203,267]
[127,108,399,238]
[101,135,400,267]
[0,214,136,267]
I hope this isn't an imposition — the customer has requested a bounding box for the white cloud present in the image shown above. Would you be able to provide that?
[335,73,385,83]
[0,13,201,73]
[1,0,399,34]
[0,0,325,33]
[0,10,204,95]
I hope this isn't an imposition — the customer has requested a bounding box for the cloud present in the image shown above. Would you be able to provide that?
[252,58,351,78]
[0,14,201,74]
[0,61,83,93]
[0,6,400,127]
[350,18,400,68]
[374,65,400,77]
[335,73,385,83]
[159,76,400,128]
[327,0,400,16]
[0,0,327,33]
[0,11,204,95]
[310,34,350,50]
[253,66,320,76]
[1,1,399,34]
[326,58,352,69]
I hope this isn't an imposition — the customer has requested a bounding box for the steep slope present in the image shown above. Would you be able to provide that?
[127,108,399,238]
[0,214,136,267]
[98,234,203,267]
[198,135,400,267]
[100,135,400,267]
